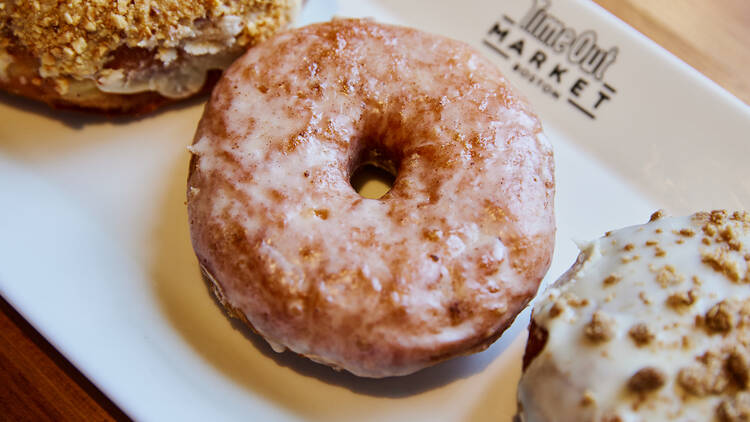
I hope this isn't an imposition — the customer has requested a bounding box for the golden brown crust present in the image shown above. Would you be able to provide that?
[0,0,299,114]
[523,318,549,371]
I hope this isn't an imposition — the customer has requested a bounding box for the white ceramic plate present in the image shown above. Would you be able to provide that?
[1,0,748,420]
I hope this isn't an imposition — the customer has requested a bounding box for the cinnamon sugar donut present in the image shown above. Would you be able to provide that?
[518,210,750,421]
[187,18,555,377]
[0,0,299,114]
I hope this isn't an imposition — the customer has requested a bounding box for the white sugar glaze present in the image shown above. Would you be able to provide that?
[188,18,555,377]
[519,211,750,422]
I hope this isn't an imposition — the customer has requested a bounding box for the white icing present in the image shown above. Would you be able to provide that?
[156,47,178,66]
[266,338,287,353]
[187,20,555,377]
[95,49,237,99]
[518,212,750,422]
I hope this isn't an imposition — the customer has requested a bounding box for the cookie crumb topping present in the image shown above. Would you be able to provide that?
[603,274,621,286]
[705,301,735,333]
[650,210,665,222]
[727,349,750,389]
[0,0,298,92]
[627,367,666,392]
[580,390,596,407]
[655,265,685,287]
[584,310,615,343]
[677,354,729,396]
[520,211,750,421]
[666,289,697,309]
[717,393,750,422]
[628,323,654,346]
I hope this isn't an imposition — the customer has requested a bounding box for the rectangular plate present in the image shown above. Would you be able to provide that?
[1,0,748,420]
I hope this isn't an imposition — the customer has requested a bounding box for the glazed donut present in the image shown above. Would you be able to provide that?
[187,18,555,377]
[0,0,299,114]
[518,210,750,421]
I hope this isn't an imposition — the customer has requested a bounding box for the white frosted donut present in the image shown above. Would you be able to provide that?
[187,18,555,377]
[518,210,750,421]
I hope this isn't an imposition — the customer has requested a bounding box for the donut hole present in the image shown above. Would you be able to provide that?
[350,163,396,199]
[349,148,398,199]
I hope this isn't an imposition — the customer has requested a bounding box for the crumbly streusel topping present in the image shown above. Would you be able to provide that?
[0,0,297,79]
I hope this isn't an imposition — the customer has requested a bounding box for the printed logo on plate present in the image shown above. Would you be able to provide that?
[483,0,618,119]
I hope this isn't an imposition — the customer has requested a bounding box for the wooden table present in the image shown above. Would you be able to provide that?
[595,0,750,105]
[1,1,748,420]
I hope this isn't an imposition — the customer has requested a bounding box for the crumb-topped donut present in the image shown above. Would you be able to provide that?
[518,210,750,421]
[187,18,555,377]
[0,0,299,114]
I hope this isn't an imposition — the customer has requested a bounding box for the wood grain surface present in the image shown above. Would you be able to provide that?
[593,0,750,105]
[1,1,748,421]
[0,297,128,421]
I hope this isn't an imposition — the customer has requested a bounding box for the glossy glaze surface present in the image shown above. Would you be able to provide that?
[188,18,555,377]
